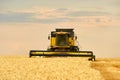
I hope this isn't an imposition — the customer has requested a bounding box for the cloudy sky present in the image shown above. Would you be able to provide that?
[0,0,120,57]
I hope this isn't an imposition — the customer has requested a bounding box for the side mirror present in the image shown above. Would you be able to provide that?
[48,36,50,40]
[75,36,77,40]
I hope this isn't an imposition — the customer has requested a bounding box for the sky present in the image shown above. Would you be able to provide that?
[0,0,120,57]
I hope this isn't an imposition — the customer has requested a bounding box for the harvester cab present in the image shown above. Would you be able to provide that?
[47,29,79,52]
[29,28,95,61]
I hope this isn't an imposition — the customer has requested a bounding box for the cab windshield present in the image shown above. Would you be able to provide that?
[56,34,69,46]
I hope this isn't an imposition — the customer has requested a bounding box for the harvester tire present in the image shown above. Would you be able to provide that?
[92,55,96,61]
[88,55,95,61]
[29,53,32,58]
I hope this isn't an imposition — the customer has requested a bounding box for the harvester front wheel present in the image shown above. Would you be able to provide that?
[29,52,32,58]
[88,55,95,61]
[29,54,31,58]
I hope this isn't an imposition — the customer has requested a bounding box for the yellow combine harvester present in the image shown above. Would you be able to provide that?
[29,28,95,61]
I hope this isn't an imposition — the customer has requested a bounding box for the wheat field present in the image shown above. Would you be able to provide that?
[0,56,120,80]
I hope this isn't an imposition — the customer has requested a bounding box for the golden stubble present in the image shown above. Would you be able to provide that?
[91,58,120,80]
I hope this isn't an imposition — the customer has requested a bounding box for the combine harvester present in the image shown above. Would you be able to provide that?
[29,28,95,61]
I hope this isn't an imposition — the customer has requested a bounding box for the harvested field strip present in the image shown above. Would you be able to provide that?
[91,58,120,80]
[0,56,104,80]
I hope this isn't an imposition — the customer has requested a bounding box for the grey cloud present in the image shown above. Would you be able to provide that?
[95,18,101,22]
[67,11,111,17]
[55,8,68,12]
[34,18,71,23]
[0,11,72,23]
[0,9,113,23]
[0,12,34,22]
